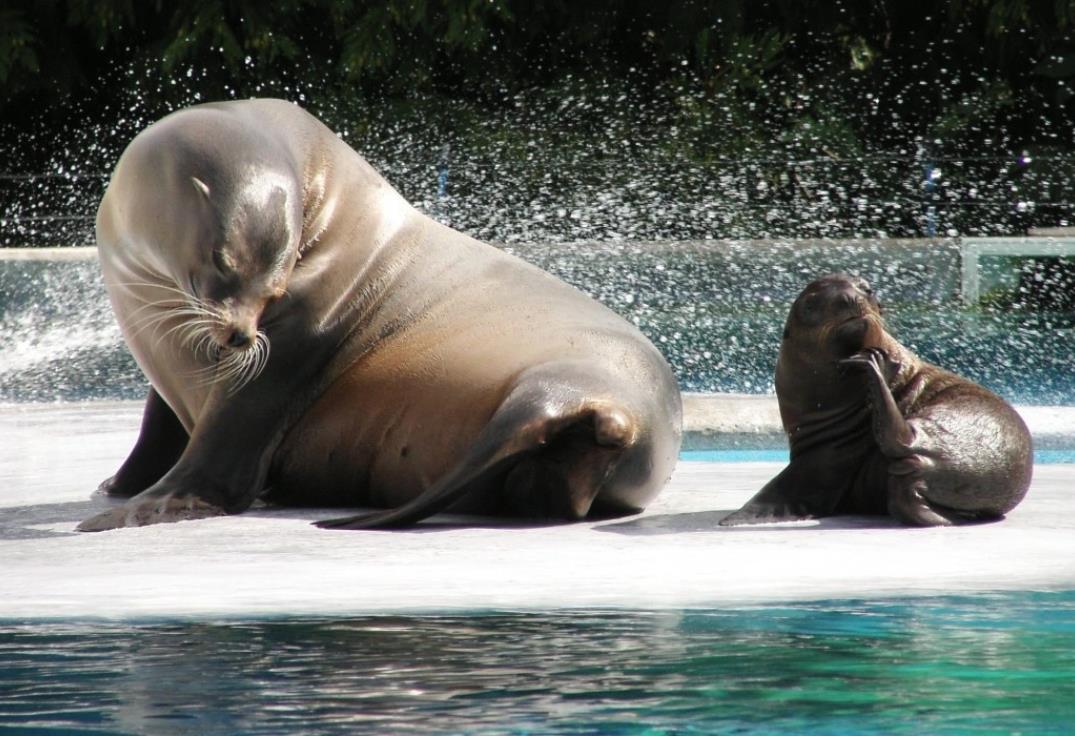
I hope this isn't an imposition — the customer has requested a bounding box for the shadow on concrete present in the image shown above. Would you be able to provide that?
[248,505,566,532]
[1,499,114,539]
[1,495,923,538]
[1,496,565,537]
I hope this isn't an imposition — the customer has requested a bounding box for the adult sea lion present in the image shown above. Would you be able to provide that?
[78,98,682,532]
[721,273,1032,527]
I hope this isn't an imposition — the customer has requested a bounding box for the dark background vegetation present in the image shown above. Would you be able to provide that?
[2,0,1074,243]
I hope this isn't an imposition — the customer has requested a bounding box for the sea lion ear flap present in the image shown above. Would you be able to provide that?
[191,177,211,200]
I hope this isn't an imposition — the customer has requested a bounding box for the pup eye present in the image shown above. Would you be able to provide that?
[798,294,821,317]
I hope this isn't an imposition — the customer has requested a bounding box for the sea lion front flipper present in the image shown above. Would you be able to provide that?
[96,388,189,498]
[75,488,228,532]
[316,385,636,530]
[719,459,842,526]
[840,348,915,457]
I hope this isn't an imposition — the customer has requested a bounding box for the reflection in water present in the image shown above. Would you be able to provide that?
[1,592,1073,734]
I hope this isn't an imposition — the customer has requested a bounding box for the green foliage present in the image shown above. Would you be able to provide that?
[716,30,789,93]
[64,0,134,49]
[0,9,38,85]
[1,0,1073,178]
[931,79,1016,140]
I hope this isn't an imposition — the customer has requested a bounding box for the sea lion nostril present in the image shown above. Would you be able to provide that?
[226,329,252,349]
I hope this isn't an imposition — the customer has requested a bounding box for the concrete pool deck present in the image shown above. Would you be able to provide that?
[1,399,1073,620]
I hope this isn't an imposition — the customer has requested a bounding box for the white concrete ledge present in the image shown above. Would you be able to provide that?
[1,402,1073,620]
[0,246,97,260]
[3,395,1073,451]
[682,393,1075,450]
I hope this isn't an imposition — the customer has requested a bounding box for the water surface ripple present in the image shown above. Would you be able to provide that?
[2,592,1073,734]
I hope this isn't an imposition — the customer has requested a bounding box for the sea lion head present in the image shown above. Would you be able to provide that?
[783,273,886,360]
[182,170,300,353]
[160,162,303,390]
[775,273,888,427]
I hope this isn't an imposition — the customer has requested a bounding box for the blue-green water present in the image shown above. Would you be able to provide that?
[681,449,1075,464]
[3,255,1074,405]
[2,591,1074,734]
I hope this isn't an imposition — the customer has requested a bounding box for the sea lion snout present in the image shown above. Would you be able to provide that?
[794,274,887,354]
[203,289,276,353]
[211,314,262,354]
[788,274,878,351]
[225,327,253,349]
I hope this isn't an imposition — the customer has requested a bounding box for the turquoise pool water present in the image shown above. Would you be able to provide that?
[681,449,1075,464]
[4,257,1074,405]
[2,591,1073,734]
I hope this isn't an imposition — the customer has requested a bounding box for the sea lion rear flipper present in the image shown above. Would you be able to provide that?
[316,386,635,530]
[719,459,842,526]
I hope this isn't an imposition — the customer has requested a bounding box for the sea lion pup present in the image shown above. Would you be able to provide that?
[78,98,682,532]
[721,273,1032,527]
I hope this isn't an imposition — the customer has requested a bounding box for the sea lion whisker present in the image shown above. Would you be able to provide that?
[157,317,216,353]
[218,352,255,392]
[104,280,182,292]
[178,323,217,353]
[125,300,216,335]
[127,301,222,344]
[246,332,271,383]
[125,307,179,334]
[199,333,221,362]
[209,331,271,393]
[124,296,199,323]
[186,356,233,380]
[255,331,270,372]
[124,297,190,318]
[191,371,225,388]
[127,310,177,340]
[225,358,255,394]
[244,337,264,373]
[186,326,223,362]
[188,352,241,385]
[182,299,222,317]
[179,330,225,368]
[130,308,211,344]
[105,281,205,306]
[171,304,222,325]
